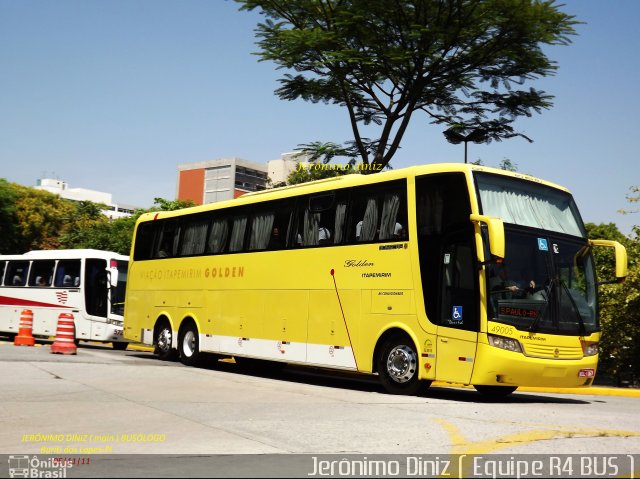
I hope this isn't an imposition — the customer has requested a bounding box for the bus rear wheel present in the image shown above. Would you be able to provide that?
[154,322,176,361]
[474,385,518,397]
[179,323,200,366]
[377,334,424,395]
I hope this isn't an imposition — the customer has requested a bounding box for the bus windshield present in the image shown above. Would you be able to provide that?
[476,173,597,335]
[476,173,585,238]
[485,230,597,335]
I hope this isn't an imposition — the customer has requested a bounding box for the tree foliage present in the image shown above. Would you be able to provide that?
[238,0,578,169]
[618,185,640,215]
[0,179,194,256]
[60,197,195,255]
[586,222,640,386]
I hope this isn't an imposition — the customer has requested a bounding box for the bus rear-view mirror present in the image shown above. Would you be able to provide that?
[589,239,628,283]
[470,213,505,264]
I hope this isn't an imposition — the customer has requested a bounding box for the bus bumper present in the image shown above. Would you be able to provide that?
[104,323,125,342]
[470,343,599,388]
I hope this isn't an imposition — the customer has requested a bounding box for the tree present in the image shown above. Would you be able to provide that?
[618,186,640,215]
[0,179,19,253]
[12,185,79,252]
[238,0,578,170]
[152,197,196,211]
[586,222,640,386]
[60,197,195,255]
[286,162,353,184]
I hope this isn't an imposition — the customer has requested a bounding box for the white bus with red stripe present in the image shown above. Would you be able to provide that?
[0,249,129,349]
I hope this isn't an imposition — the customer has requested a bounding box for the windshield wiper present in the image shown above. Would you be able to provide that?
[559,279,587,336]
[529,278,553,333]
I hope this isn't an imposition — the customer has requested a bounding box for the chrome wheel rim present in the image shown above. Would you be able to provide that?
[157,328,171,353]
[386,345,417,384]
[183,330,196,358]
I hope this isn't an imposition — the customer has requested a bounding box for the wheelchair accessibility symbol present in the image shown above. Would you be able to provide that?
[452,306,463,321]
[538,238,548,251]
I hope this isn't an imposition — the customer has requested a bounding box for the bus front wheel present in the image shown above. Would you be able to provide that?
[377,334,423,395]
[154,322,176,361]
[179,323,200,366]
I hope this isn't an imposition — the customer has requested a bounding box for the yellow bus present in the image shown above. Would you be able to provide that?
[123,163,627,396]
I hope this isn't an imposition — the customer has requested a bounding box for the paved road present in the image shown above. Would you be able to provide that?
[1,337,639,476]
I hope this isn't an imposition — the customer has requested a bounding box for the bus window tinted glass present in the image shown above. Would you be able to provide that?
[6,261,29,286]
[55,260,82,287]
[295,193,347,247]
[229,217,248,252]
[268,202,294,250]
[350,183,408,243]
[134,222,156,260]
[155,220,181,258]
[249,212,275,251]
[180,217,209,256]
[207,218,230,254]
[29,260,55,287]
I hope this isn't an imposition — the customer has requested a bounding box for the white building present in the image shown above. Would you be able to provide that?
[34,178,137,219]
[267,151,313,186]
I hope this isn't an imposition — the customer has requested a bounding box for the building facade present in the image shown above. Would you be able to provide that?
[266,151,312,185]
[177,157,268,205]
[34,178,136,219]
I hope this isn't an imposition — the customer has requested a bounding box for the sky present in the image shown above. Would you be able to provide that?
[1,0,638,235]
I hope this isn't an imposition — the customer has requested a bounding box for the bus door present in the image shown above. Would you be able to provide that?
[435,225,479,384]
[84,258,109,339]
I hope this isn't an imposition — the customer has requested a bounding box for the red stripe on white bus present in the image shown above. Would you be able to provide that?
[0,295,73,309]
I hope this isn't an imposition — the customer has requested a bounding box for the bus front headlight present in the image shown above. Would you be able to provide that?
[581,341,599,357]
[488,334,522,353]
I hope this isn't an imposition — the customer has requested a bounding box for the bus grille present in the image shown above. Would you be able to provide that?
[523,344,583,360]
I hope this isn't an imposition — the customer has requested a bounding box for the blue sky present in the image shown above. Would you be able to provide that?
[1,0,638,235]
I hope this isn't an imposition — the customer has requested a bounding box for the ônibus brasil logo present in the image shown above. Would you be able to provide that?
[8,455,72,478]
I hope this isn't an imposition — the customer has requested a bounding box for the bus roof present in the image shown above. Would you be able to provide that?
[0,249,129,261]
[139,162,571,223]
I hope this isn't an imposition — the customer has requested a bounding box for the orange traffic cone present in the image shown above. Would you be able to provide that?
[50,313,77,355]
[14,309,35,346]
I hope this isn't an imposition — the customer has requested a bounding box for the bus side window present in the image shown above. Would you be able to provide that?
[295,193,345,247]
[179,215,209,256]
[0,261,5,286]
[207,217,230,254]
[155,220,181,258]
[229,216,248,252]
[270,200,294,250]
[54,260,81,288]
[6,261,29,287]
[134,222,156,261]
[349,182,407,243]
[29,260,55,287]
[248,211,275,251]
[248,200,294,251]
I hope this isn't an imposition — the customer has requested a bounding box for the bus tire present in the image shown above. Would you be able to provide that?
[179,322,200,366]
[474,385,518,397]
[377,333,423,395]
[154,321,176,361]
[112,342,128,351]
